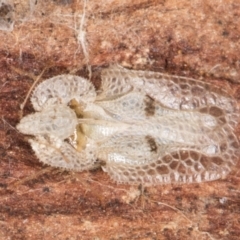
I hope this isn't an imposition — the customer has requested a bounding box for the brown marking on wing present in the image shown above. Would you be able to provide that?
[145,135,158,153]
[144,95,156,116]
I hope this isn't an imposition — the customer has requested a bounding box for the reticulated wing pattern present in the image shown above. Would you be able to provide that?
[101,66,239,128]
[29,136,97,171]
[97,66,134,100]
[99,128,239,184]
[31,74,96,111]
[96,91,158,121]
[96,66,239,184]
[103,149,235,184]
[16,66,240,185]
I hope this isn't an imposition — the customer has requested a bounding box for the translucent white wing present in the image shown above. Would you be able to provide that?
[100,66,239,127]
[17,67,239,185]
[31,74,96,111]
[96,91,158,121]
[96,86,231,134]
[97,66,133,100]
[29,135,97,171]
[99,132,239,184]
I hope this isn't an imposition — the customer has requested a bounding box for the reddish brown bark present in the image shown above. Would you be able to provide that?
[0,0,240,239]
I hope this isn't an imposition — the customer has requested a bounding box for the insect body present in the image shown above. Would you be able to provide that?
[17,66,240,184]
